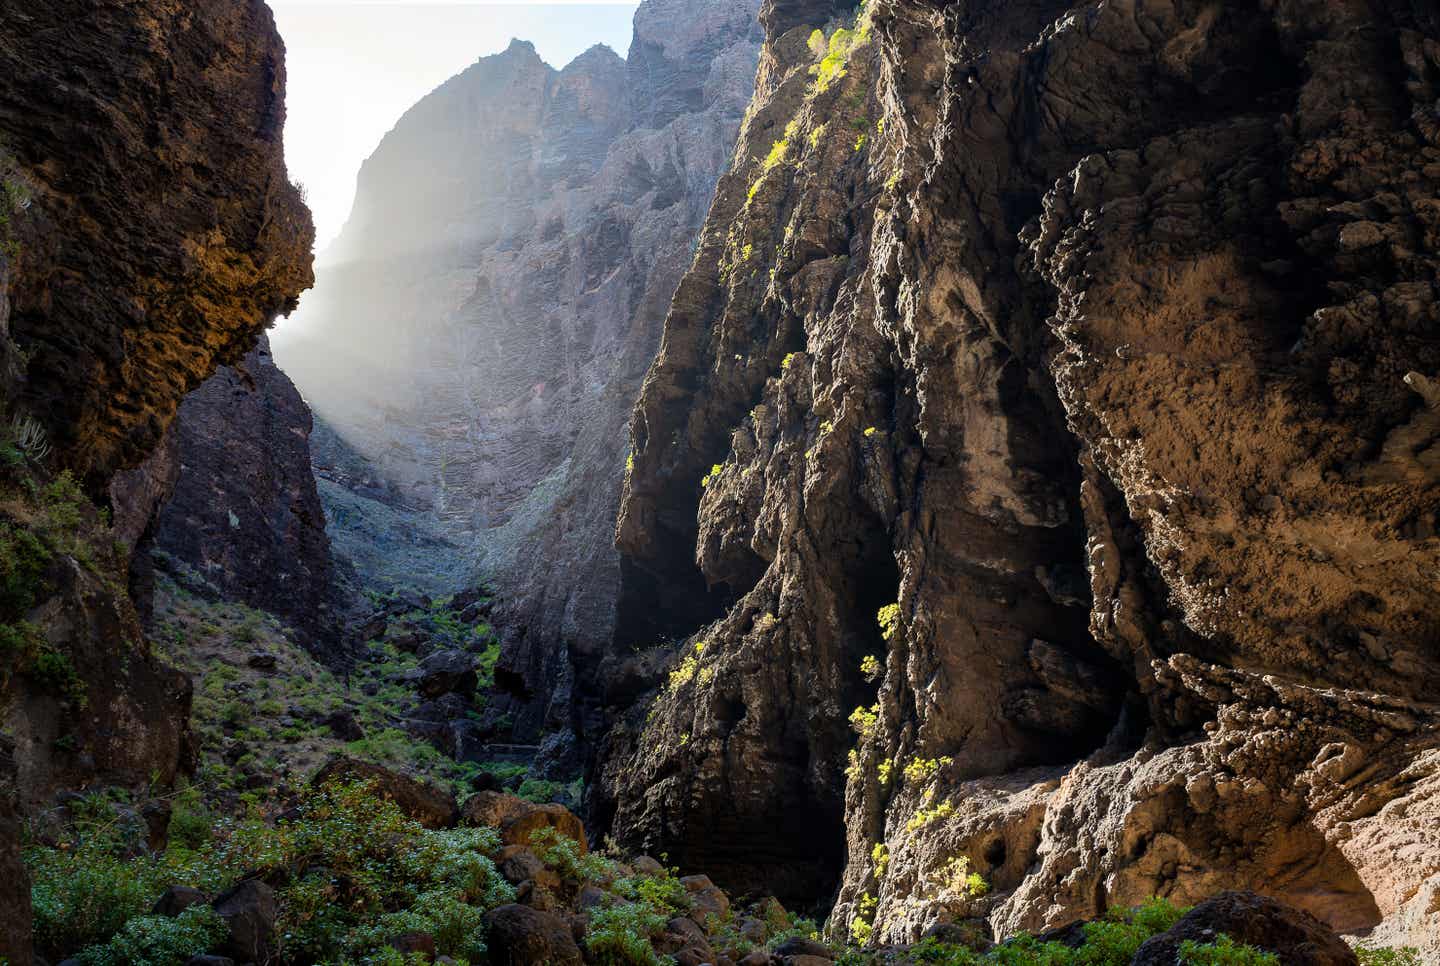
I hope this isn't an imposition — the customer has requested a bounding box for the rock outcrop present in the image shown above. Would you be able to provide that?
[149,335,341,655]
[0,0,313,490]
[277,0,762,764]
[0,0,313,955]
[598,0,1440,953]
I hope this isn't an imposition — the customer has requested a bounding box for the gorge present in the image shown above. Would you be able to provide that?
[0,0,1437,963]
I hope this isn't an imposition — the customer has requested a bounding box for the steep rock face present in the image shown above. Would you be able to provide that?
[150,335,341,654]
[278,0,761,759]
[0,1,313,952]
[0,0,313,490]
[600,0,1440,950]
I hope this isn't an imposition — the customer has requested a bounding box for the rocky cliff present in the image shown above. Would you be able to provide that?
[148,335,342,655]
[0,0,313,953]
[599,0,1440,953]
[0,0,313,490]
[278,0,762,763]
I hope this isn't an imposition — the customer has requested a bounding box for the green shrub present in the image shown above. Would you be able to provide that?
[1356,947,1423,966]
[74,907,226,966]
[616,867,691,918]
[0,522,50,615]
[585,901,670,966]
[165,786,213,851]
[29,840,173,957]
[1178,935,1279,965]
[526,825,615,884]
[28,780,515,963]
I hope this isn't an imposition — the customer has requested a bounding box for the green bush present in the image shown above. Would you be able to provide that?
[27,780,515,964]
[887,897,1192,965]
[29,840,174,957]
[0,521,50,615]
[585,901,671,966]
[1178,935,1279,965]
[1356,947,1423,966]
[75,907,226,966]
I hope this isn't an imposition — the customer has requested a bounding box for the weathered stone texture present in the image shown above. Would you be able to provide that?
[598,0,1440,952]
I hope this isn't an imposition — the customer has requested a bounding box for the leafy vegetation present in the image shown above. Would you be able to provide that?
[849,702,879,737]
[1356,947,1423,966]
[860,653,882,682]
[877,602,901,640]
[28,779,514,964]
[0,461,124,709]
[666,639,709,691]
[1177,935,1279,965]
[153,579,516,803]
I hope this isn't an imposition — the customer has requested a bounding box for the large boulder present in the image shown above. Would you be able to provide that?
[483,903,585,965]
[417,649,478,698]
[212,879,276,964]
[1132,892,1359,966]
[153,884,208,917]
[311,756,458,828]
[460,791,587,852]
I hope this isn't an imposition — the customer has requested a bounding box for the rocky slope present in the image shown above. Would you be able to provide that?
[598,0,1440,954]
[147,335,342,656]
[277,0,762,763]
[0,0,313,953]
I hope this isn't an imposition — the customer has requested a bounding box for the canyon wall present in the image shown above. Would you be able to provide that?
[148,335,342,656]
[0,0,313,954]
[598,0,1440,953]
[278,0,762,763]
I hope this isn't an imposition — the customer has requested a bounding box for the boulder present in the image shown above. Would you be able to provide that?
[417,649,478,698]
[460,791,587,852]
[212,879,276,963]
[681,873,730,921]
[484,903,585,965]
[387,931,437,957]
[323,709,365,741]
[311,756,459,828]
[152,884,207,917]
[497,845,557,889]
[246,653,278,671]
[921,918,993,952]
[632,855,664,874]
[1132,892,1359,966]
[771,936,832,959]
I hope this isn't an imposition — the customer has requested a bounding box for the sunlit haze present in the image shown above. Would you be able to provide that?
[270,1,639,259]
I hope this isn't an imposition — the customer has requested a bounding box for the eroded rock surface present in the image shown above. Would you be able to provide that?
[150,336,341,655]
[0,0,313,488]
[0,0,312,955]
[599,0,1440,951]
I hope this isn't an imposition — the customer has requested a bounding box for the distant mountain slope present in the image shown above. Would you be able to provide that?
[278,0,761,766]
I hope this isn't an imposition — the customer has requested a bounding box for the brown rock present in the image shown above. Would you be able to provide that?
[594,0,1440,954]
[0,0,313,483]
[150,337,341,655]
[483,903,584,966]
[153,885,207,917]
[386,931,437,958]
[771,937,832,960]
[213,879,277,964]
[497,845,550,886]
[1132,892,1359,966]
[460,791,586,852]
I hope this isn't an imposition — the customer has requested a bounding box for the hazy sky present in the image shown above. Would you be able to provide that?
[270,1,639,252]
